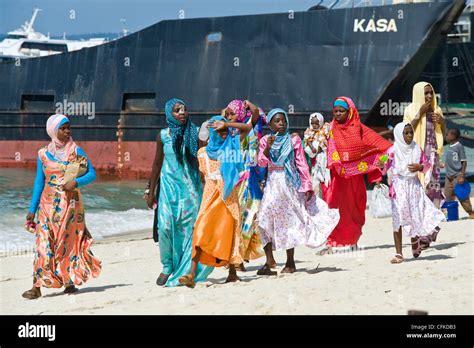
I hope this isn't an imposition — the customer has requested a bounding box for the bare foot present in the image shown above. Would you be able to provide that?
[268,259,277,269]
[22,286,41,299]
[281,266,296,273]
[236,263,246,272]
[225,273,240,283]
[281,263,297,273]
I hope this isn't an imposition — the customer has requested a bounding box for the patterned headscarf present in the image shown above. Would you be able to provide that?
[267,108,301,190]
[206,115,244,199]
[46,114,77,161]
[164,98,198,167]
[226,100,251,123]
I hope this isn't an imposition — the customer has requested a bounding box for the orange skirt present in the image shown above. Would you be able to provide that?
[192,190,238,267]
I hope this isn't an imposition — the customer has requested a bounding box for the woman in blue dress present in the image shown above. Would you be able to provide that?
[147,98,212,287]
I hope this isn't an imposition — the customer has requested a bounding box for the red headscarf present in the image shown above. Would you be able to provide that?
[328,97,391,177]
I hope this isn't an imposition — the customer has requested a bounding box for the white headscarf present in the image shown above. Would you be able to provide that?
[393,122,421,177]
[309,112,324,129]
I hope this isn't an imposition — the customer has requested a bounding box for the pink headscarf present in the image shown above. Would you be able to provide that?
[226,99,252,123]
[46,114,76,161]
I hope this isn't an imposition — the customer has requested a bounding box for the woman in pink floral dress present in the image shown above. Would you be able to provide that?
[256,108,339,275]
[22,114,102,299]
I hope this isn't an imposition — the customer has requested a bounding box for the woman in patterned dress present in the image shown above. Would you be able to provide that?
[325,97,392,248]
[23,114,101,299]
[256,108,339,275]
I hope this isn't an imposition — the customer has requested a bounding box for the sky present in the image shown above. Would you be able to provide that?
[0,0,392,36]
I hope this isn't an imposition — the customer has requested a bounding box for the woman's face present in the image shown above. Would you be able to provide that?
[311,118,320,130]
[424,85,434,104]
[403,124,414,145]
[57,122,71,142]
[172,103,188,124]
[333,106,348,124]
[224,108,238,122]
[269,113,287,134]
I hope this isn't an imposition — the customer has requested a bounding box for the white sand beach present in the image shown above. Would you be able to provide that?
[1,203,473,315]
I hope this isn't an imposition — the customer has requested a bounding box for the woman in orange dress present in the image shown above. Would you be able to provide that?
[179,115,248,288]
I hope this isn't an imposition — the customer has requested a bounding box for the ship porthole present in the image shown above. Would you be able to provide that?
[206,32,222,43]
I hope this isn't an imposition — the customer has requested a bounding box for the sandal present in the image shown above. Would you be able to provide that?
[64,285,78,294]
[256,264,277,276]
[420,236,431,250]
[411,238,423,258]
[21,289,41,300]
[156,273,170,286]
[178,275,195,289]
[390,254,404,264]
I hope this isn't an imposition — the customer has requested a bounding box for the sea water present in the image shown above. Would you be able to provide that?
[0,168,154,253]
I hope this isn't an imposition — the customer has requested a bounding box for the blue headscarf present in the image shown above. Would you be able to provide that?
[267,108,301,190]
[164,98,198,167]
[206,115,244,199]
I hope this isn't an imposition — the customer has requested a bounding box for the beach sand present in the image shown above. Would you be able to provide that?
[1,203,473,315]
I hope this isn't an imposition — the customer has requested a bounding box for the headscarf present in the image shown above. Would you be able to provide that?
[46,114,77,161]
[309,112,324,129]
[267,108,301,190]
[403,82,444,156]
[393,122,421,178]
[206,116,244,199]
[328,97,392,177]
[403,82,444,186]
[226,99,251,123]
[164,98,198,167]
[226,99,267,139]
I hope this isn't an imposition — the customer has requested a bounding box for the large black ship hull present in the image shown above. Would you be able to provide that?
[0,0,466,177]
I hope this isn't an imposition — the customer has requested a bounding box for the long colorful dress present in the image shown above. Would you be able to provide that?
[29,147,101,288]
[236,127,265,261]
[423,111,443,206]
[257,134,339,251]
[157,128,213,287]
[191,147,243,267]
[325,97,392,247]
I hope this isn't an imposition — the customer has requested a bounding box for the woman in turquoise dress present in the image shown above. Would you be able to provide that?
[147,98,213,287]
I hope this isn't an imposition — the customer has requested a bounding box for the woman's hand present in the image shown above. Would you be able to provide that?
[26,212,35,222]
[208,120,226,132]
[61,180,77,192]
[309,143,317,154]
[266,135,276,149]
[408,163,423,172]
[305,191,313,202]
[432,112,443,125]
[146,193,157,210]
[419,101,432,116]
[439,162,446,169]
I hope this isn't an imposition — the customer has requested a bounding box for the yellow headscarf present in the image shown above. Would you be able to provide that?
[403,81,444,187]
